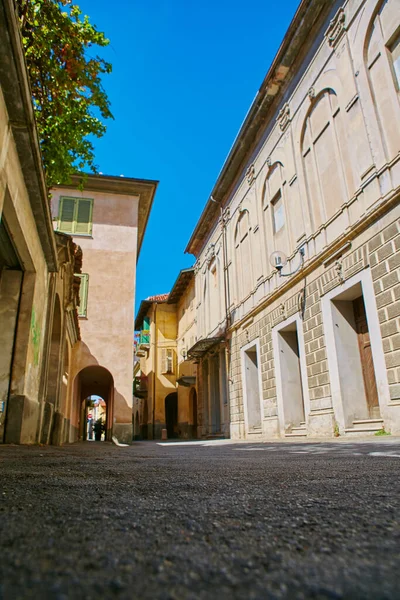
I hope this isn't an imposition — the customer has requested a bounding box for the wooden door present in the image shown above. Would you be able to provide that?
[353,296,380,417]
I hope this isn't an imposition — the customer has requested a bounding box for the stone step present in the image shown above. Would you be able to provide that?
[344,424,384,436]
[352,418,383,426]
[291,426,307,432]
[285,431,307,437]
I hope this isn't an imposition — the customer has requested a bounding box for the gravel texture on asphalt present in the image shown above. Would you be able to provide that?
[1,439,400,600]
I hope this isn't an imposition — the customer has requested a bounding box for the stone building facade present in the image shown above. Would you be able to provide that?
[134,270,198,440]
[186,0,400,439]
[134,294,178,439]
[0,0,80,445]
[168,268,198,439]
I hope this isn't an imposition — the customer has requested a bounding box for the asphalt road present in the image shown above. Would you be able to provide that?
[1,439,400,600]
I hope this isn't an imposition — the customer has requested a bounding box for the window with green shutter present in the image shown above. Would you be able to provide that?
[76,273,89,317]
[58,197,93,235]
[161,348,175,374]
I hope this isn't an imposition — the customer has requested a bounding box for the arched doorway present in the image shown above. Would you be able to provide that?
[142,400,148,440]
[84,396,107,441]
[47,294,62,406]
[165,392,178,439]
[75,365,114,441]
[189,388,198,439]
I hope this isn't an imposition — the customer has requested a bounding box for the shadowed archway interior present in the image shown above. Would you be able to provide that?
[76,366,114,440]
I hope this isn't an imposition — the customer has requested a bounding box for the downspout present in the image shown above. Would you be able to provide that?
[152,302,158,440]
[220,205,232,433]
[220,204,231,332]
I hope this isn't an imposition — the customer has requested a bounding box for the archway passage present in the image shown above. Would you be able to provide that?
[75,366,114,441]
[47,294,62,406]
[165,392,178,439]
[189,388,197,439]
[85,396,107,441]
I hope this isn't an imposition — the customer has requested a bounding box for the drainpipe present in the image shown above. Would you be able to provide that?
[220,204,231,332]
[220,204,232,431]
[152,302,158,440]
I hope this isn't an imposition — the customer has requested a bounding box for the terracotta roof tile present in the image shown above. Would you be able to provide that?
[145,293,169,302]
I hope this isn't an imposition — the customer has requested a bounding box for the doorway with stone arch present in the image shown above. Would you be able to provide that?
[46,294,62,406]
[75,365,114,441]
[165,392,178,439]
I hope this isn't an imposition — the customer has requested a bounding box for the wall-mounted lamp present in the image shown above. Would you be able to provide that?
[180,348,187,359]
[269,247,305,277]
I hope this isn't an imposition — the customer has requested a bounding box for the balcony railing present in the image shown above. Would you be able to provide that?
[134,330,150,355]
[139,330,150,345]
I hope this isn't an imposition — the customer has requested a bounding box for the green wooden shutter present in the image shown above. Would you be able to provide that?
[77,273,89,317]
[59,197,76,233]
[75,199,93,235]
[143,316,150,330]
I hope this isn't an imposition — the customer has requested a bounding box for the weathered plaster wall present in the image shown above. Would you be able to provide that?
[51,187,139,442]
[0,88,51,443]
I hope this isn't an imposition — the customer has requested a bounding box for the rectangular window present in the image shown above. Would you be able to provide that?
[76,273,89,317]
[58,197,93,235]
[272,191,284,233]
[390,36,400,89]
[161,348,175,374]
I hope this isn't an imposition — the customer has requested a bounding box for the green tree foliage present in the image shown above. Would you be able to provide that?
[17,0,113,188]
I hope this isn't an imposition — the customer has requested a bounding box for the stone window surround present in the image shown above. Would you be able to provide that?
[239,338,264,435]
[321,267,390,433]
[272,312,311,436]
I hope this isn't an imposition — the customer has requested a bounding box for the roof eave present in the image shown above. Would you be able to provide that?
[60,174,159,262]
[0,0,58,270]
[167,267,195,304]
[185,0,330,257]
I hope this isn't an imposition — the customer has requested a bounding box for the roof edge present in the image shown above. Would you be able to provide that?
[185,0,330,256]
[1,0,57,270]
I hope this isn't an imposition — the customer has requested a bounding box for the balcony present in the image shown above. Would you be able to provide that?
[134,330,150,356]
[133,375,148,398]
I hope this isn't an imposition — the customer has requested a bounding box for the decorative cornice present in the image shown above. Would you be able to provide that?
[246,164,255,186]
[308,86,315,100]
[219,207,230,228]
[325,7,346,48]
[277,103,290,131]
[205,244,216,267]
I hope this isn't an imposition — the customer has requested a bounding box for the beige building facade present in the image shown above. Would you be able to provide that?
[0,0,80,445]
[51,175,158,444]
[186,0,400,440]
[168,268,198,439]
[134,270,198,440]
[134,294,178,439]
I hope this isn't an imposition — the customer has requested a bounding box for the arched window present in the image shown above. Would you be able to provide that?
[202,276,208,336]
[301,90,347,229]
[262,162,291,266]
[263,162,286,232]
[234,209,253,300]
[208,258,219,331]
[365,0,400,160]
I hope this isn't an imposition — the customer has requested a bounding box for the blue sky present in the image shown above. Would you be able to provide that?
[78,0,300,311]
